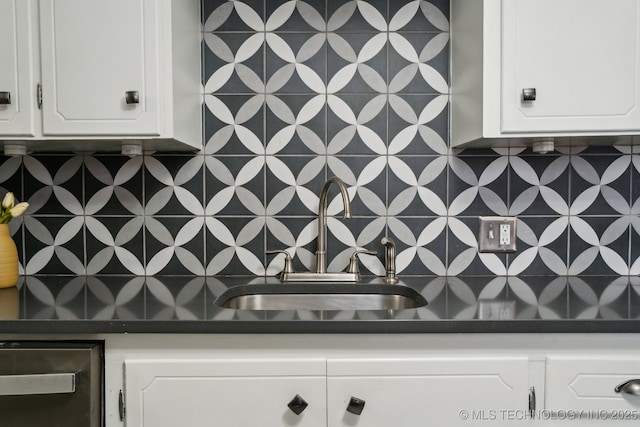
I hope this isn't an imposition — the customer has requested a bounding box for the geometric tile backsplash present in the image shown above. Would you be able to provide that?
[2,0,640,278]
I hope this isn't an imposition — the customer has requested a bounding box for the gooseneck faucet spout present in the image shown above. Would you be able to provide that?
[315,177,351,274]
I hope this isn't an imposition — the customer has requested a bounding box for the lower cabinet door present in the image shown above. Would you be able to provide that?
[546,356,640,424]
[327,357,531,427]
[124,359,326,427]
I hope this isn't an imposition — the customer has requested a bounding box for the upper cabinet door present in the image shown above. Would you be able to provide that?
[0,0,36,136]
[38,0,161,136]
[501,0,640,133]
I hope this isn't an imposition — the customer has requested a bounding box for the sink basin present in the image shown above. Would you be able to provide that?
[215,283,428,311]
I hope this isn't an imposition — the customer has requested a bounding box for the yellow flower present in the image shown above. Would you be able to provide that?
[1,192,14,209]
[9,202,28,218]
[0,192,27,223]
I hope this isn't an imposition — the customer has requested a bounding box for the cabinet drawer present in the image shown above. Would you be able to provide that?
[546,356,640,412]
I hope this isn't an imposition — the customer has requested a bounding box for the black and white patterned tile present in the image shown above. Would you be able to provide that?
[387,94,448,155]
[328,155,386,216]
[448,155,509,216]
[146,216,206,275]
[204,32,265,94]
[568,216,630,276]
[23,155,84,215]
[570,155,631,216]
[145,155,204,216]
[265,155,325,216]
[266,0,326,32]
[266,32,327,93]
[511,216,569,276]
[204,95,265,155]
[388,216,447,276]
[0,0,639,287]
[206,155,265,216]
[85,216,145,275]
[266,94,326,155]
[388,155,447,216]
[327,94,388,155]
[265,216,317,273]
[23,216,86,275]
[205,216,265,275]
[509,155,570,216]
[84,155,144,215]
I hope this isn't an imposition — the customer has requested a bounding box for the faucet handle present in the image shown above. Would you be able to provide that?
[346,249,377,275]
[266,250,295,274]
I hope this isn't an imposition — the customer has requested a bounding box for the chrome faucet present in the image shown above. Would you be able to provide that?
[267,176,362,282]
[381,236,398,283]
[315,177,351,273]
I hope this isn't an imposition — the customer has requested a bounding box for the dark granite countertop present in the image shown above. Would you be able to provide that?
[0,275,639,334]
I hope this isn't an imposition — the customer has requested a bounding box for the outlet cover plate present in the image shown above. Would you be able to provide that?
[478,216,517,253]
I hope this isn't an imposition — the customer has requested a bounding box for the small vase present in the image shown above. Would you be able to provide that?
[0,224,19,288]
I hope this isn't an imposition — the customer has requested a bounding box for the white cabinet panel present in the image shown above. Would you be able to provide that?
[327,357,531,427]
[124,359,327,427]
[103,335,640,427]
[501,0,640,134]
[451,0,640,147]
[123,355,532,427]
[546,356,640,412]
[0,0,201,152]
[0,0,36,136]
[39,0,160,136]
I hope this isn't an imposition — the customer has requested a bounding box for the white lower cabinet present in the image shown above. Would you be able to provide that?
[122,356,531,427]
[108,335,640,427]
[545,356,640,425]
[124,358,327,427]
[327,357,531,427]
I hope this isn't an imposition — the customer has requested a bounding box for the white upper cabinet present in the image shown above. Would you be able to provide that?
[0,0,36,136]
[39,0,160,136]
[501,0,640,134]
[451,0,640,147]
[0,0,202,152]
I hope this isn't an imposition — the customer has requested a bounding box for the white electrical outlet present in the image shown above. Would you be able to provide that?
[499,224,510,245]
[478,217,517,252]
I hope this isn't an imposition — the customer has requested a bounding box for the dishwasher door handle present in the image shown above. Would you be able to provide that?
[0,373,76,395]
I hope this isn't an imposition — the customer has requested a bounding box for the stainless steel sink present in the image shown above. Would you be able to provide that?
[215,283,428,311]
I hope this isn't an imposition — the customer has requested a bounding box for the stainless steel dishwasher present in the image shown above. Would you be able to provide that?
[0,341,103,427]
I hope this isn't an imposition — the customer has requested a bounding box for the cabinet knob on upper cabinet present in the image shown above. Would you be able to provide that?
[346,396,366,415]
[522,88,536,101]
[287,394,308,415]
[615,379,640,395]
[125,91,140,104]
[0,92,11,105]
